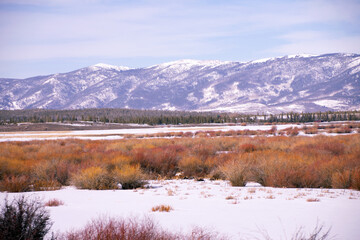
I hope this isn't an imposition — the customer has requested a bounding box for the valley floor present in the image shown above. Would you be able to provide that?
[1,179,359,239]
[0,121,358,141]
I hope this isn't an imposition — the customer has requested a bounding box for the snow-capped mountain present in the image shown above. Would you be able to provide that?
[1,53,359,113]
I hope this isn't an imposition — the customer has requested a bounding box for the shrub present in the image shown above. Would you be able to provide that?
[62,216,227,240]
[304,127,318,134]
[178,156,214,178]
[257,223,331,240]
[73,167,115,190]
[0,196,52,240]
[0,175,31,192]
[63,217,173,240]
[331,170,352,189]
[113,164,146,189]
[33,159,71,186]
[351,168,360,190]
[239,143,256,153]
[221,160,248,186]
[208,168,226,180]
[286,127,299,136]
[32,179,62,192]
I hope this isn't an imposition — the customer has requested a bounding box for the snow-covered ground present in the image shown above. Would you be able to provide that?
[0,123,340,142]
[1,180,359,239]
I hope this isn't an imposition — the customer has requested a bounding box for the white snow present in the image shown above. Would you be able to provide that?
[286,54,317,59]
[200,85,219,103]
[314,99,347,109]
[151,59,231,70]
[250,57,276,63]
[1,180,359,239]
[186,92,198,103]
[160,103,177,111]
[90,63,130,71]
[250,54,316,64]
[0,124,298,142]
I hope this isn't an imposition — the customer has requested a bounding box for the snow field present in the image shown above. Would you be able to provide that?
[1,179,359,239]
[2,122,355,142]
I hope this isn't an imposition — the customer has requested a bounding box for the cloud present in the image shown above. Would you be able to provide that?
[0,0,359,62]
[273,31,360,55]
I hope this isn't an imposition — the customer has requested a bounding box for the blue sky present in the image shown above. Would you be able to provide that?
[0,0,360,78]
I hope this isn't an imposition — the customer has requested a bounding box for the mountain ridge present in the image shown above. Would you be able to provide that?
[1,53,359,113]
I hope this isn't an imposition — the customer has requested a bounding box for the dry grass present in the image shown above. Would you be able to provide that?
[225,195,235,200]
[45,198,64,207]
[306,198,320,202]
[151,205,173,212]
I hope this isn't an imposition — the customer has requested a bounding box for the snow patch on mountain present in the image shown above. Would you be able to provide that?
[314,99,347,109]
[201,85,219,104]
[90,63,130,71]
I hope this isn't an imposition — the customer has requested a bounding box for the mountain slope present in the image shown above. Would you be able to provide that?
[1,53,359,113]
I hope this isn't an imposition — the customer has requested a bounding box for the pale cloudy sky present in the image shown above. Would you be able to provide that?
[0,0,359,78]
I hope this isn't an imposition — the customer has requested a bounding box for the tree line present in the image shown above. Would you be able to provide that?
[0,108,359,125]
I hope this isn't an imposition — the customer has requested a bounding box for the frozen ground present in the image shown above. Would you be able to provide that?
[0,124,291,141]
[1,122,357,141]
[1,180,359,239]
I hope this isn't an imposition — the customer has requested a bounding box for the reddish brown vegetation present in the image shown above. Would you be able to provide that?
[0,134,359,191]
[61,217,226,240]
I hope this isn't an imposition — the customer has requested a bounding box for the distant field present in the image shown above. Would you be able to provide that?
[1,121,359,141]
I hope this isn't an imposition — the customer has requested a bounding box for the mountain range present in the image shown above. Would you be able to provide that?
[1,53,359,113]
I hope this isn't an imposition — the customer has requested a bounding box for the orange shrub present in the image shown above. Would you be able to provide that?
[239,143,257,153]
[351,168,360,190]
[73,167,114,190]
[0,175,31,192]
[221,159,248,186]
[113,164,146,189]
[331,170,352,189]
[0,134,359,191]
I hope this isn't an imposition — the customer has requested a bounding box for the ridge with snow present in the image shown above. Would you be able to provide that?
[0,53,359,113]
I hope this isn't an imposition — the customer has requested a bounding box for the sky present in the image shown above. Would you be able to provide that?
[0,0,360,78]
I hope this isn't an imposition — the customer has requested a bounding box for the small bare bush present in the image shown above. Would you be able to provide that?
[256,223,331,240]
[0,196,52,240]
[62,216,227,240]
[45,198,64,207]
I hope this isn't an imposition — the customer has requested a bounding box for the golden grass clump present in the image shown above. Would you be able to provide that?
[151,205,173,212]
[113,164,146,189]
[73,166,114,190]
